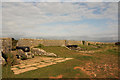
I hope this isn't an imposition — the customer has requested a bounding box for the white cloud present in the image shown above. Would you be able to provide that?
[2,2,118,41]
[3,2,118,24]
[2,0,120,2]
[0,2,2,37]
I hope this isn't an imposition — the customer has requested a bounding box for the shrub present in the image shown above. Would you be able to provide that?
[20,54,27,60]
[2,52,7,62]
[88,43,90,45]
[115,42,120,45]
[12,38,18,50]
[35,44,44,48]
[96,43,99,45]
[5,53,19,66]
[82,41,85,45]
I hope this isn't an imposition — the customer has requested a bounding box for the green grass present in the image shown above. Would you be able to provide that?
[76,56,94,60]
[78,45,99,51]
[79,44,116,51]
[2,46,93,78]
[41,46,77,58]
[2,44,118,78]
[2,59,88,78]
[2,65,14,78]
[96,47,119,56]
[34,44,44,48]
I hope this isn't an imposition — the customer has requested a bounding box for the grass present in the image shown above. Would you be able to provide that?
[2,65,14,78]
[41,46,78,58]
[78,45,99,51]
[15,66,21,69]
[2,44,119,78]
[2,46,92,78]
[96,46,119,56]
[75,56,94,60]
[2,59,88,78]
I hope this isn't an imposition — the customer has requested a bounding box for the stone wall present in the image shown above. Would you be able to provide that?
[67,40,83,45]
[42,40,65,46]
[17,39,66,47]
[87,41,115,45]
[17,38,44,47]
[17,38,84,47]
[17,38,114,47]
[0,38,12,54]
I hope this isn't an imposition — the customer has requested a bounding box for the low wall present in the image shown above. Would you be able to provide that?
[17,38,44,47]
[17,38,114,47]
[17,39,66,47]
[67,40,83,45]
[17,38,84,47]
[42,40,65,46]
[87,41,115,45]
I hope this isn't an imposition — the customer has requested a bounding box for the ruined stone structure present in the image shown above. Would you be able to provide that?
[16,38,44,47]
[0,38,12,54]
[17,38,115,48]
[17,38,83,47]
[67,40,83,45]
[87,41,115,45]
[42,39,65,46]
[0,38,115,54]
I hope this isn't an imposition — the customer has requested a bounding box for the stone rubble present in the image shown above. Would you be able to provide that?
[1,56,6,65]
[31,48,57,57]
[43,52,57,57]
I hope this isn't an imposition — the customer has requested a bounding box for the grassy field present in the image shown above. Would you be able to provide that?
[2,44,119,78]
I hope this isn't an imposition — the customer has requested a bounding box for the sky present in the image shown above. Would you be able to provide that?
[1,0,120,2]
[1,2,119,42]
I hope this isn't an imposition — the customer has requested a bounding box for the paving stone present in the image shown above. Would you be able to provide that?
[11,57,73,74]
[36,62,57,68]
[25,67,38,71]
[14,67,38,74]
[11,65,19,68]
[51,62,57,64]
[55,60,66,63]
[45,62,56,66]
[65,58,73,60]
[40,62,46,64]
[25,64,33,67]
[44,60,52,63]
[54,58,64,60]
[11,67,18,70]
[36,64,48,68]
[14,72,20,75]
[19,65,26,68]
[31,63,40,66]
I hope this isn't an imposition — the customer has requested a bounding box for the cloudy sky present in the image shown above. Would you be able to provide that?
[2,0,120,2]
[1,2,118,42]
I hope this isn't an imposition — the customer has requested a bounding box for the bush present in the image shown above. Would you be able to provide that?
[35,44,44,48]
[17,50,28,60]
[115,42,120,45]
[96,43,99,45]
[5,53,19,66]
[21,55,27,60]
[88,43,90,45]
[2,52,7,62]
[12,38,18,50]
[82,41,85,45]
